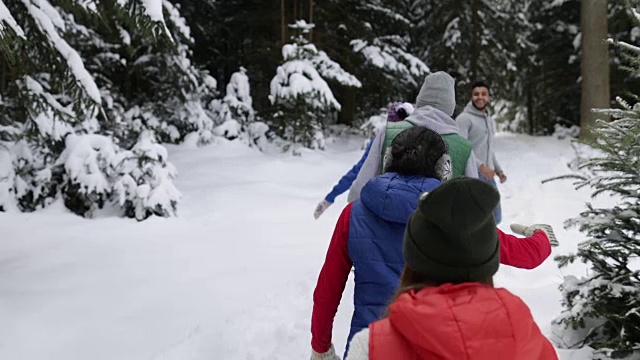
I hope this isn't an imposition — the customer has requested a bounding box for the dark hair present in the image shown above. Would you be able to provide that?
[382,265,494,317]
[471,80,490,92]
[384,127,447,178]
[396,107,409,120]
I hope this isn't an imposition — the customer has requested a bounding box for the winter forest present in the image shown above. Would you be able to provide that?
[1,0,640,359]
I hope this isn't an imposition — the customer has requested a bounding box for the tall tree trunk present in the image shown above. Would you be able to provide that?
[337,86,356,126]
[470,0,478,81]
[281,0,286,46]
[309,0,314,41]
[527,69,534,135]
[580,0,610,139]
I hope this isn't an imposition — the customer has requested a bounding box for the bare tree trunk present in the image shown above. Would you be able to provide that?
[470,0,478,81]
[309,0,314,41]
[527,69,534,135]
[281,0,286,46]
[580,0,610,139]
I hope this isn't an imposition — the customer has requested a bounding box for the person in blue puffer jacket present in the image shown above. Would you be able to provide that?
[310,127,453,359]
[313,102,415,219]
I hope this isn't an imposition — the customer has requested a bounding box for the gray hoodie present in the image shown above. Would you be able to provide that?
[347,106,479,202]
[456,102,502,173]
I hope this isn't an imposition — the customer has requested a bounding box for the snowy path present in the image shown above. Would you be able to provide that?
[0,134,595,359]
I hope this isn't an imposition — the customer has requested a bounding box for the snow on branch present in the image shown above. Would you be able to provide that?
[362,3,411,25]
[351,38,430,83]
[21,0,101,104]
[163,0,191,41]
[0,0,25,38]
[288,19,315,32]
[283,42,362,88]
[143,0,172,39]
[608,38,640,54]
[269,60,341,111]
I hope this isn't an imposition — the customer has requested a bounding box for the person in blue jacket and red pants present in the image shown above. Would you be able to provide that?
[309,127,558,360]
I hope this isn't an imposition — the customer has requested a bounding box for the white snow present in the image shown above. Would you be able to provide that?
[57,134,119,196]
[163,0,191,41]
[225,67,253,109]
[213,119,241,139]
[363,3,411,25]
[351,38,430,85]
[33,0,65,30]
[269,60,341,110]
[0,0,25,38]
[0,133,612,359]
[0,144,14,210]
[282,43,362,88]
[21,0,101,104]
[141,0,168,32]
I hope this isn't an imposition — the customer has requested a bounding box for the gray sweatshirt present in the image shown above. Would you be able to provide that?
[456,102,502,173]
[346,106,479,202]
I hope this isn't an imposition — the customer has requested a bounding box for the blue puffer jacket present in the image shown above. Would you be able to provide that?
[346,172,441,347]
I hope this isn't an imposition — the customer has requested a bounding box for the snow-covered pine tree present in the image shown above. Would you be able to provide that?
[315,0,429,121]
[56,133,120,217]
[269,20,360,150]
[0,0,202,219]
[214,66,257,141]
[114,131,180,221]
[550,34,640,357]
[77,0,218,148]
[397,1,533,114]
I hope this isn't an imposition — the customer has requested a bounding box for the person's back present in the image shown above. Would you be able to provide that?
[345,177,558,360]
[347,173,439,341]
[382,107,473,177]
[348,71,478,202]
[310,127,451,359]
[367,284,556,360]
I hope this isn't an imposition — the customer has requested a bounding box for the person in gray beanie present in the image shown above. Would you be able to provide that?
[344,177,559,360]
[347,71,479,203]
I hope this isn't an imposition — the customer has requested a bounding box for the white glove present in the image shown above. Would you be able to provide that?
[510,223,559,247]
[311,344,340,360]
[314,200,333,219]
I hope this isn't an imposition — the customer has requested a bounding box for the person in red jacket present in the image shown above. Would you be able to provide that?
[345,177,558,360]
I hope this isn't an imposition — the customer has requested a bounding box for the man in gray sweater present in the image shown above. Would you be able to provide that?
[456,80,506,224]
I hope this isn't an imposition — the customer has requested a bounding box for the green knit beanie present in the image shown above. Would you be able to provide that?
[403,177,500,283]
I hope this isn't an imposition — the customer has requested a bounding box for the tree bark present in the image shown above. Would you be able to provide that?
[580,0,610,139]
[309,0,314,41]
[470,0,478,81]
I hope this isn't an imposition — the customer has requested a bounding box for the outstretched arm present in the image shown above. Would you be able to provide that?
[325,139,374,203]
[498,228,551,269]
[311,203,354,353]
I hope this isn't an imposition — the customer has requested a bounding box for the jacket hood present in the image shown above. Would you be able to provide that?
[464,101,491,118]
[360,173,440,224]
[388,283,551,358]
[405,106,460,136]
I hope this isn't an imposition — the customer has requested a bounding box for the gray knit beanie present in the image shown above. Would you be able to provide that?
[415,71,456,116]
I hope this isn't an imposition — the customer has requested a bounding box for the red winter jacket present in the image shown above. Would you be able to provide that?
[311,203,552,353]
[369,284,558,360]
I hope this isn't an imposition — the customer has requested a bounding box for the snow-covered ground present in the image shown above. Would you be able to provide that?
[0,133,604,359]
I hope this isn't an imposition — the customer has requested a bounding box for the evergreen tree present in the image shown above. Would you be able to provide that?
[0,0,211,219]
[217,66,256,129]
[550,23,640,356]
[269,20,359,150]
[315,0,429,122]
